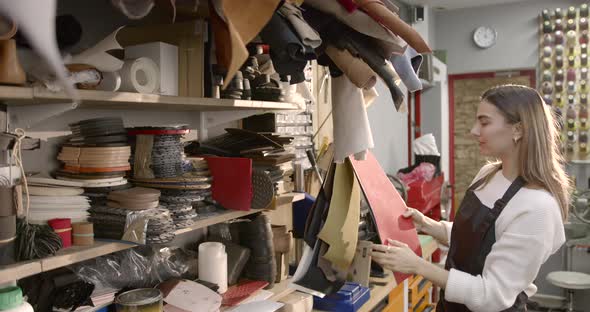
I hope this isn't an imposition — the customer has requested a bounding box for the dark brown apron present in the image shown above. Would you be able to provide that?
[437,176,528,312]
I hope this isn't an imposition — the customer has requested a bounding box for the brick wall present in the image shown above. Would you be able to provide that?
[453,76,532,208]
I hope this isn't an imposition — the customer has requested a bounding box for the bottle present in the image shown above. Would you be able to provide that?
[0,287,33,312]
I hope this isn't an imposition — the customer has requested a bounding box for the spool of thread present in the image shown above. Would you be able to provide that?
[119,58,160,94]
[97,71,122,91]
[198,242,228,294]
[48,218,72,248]
[72,222,94,246]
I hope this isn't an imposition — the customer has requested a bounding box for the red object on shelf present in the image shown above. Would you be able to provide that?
[222,280,268,306]
[204,156,252,211]
[48,218,72,248]
[406,173,444,263]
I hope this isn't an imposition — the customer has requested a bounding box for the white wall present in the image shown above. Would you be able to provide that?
[367,81,409,174]
[434,0,587,74]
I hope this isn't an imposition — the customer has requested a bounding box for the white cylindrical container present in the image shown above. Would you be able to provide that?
[198,242,228,294]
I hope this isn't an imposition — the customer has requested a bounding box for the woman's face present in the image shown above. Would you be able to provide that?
[470,101,516,158]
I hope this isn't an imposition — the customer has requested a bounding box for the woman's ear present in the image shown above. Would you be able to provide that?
[513,122,523,141]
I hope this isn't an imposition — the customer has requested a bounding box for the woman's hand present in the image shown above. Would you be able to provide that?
[403,207,427,231]
[371,239,424,274]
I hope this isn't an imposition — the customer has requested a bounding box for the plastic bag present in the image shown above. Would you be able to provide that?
[70,246,197,289]
[397,162,436,185]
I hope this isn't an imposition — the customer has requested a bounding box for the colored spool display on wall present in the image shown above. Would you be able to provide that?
[539,4,590,160]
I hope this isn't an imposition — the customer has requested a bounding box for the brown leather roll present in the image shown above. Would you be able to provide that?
[72,222,94,246]
[0,186,15,217]
[0,215,16,240]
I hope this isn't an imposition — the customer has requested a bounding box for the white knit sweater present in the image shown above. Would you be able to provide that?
[440,164,565,312]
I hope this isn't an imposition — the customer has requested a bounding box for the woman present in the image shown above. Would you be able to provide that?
[372,85,571,311]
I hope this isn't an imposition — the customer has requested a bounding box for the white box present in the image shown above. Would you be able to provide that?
[125,42,178,96]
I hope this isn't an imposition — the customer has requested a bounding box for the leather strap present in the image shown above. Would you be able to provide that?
[492,176,525,215]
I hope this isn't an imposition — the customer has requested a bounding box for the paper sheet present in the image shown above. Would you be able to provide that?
[163,280,222,312]
[331,75,374,163]
[70,27,125,72]
[0,0,78,101]
[226,301,284,312]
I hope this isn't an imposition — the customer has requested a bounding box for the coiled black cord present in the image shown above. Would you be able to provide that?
[15,218,62,261]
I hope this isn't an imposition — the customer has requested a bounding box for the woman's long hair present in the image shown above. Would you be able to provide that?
[478,84,572,221]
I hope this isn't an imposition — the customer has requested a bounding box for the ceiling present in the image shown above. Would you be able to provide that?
[398,0,536,10]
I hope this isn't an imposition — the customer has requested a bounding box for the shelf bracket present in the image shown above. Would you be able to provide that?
[8,102,77,129]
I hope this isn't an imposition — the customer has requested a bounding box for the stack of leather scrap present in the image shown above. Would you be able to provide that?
[88,187,176,244]
[208,0,429,164]
[25,177,90,223]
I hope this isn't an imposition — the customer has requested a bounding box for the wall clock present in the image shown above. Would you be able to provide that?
[473,26,497,49]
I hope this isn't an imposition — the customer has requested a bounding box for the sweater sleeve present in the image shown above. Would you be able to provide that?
[443,198,563,311]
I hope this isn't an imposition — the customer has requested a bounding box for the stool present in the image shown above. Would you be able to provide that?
[546,271,590,311]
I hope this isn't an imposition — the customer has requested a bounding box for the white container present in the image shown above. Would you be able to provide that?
[1,302,33,312]
[198,242,228,294]
[0,287,33,312]
[125,42,179,96]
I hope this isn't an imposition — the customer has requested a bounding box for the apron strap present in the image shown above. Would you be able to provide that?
[492,176,525,216]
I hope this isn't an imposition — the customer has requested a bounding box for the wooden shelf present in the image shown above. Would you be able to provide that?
[0,192,306,284]
[175,192,305,235]
[0,241,135,285]
[0,86,300,111]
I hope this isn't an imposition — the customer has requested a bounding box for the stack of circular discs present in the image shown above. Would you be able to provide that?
[88,187,175,244]
[25,177,90,223]
[56,117,131,184]
[127,126,190,179]
[56,117,133,208]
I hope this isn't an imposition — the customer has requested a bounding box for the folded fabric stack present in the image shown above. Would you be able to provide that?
[89,187,176,244]
[25,177,90,223]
